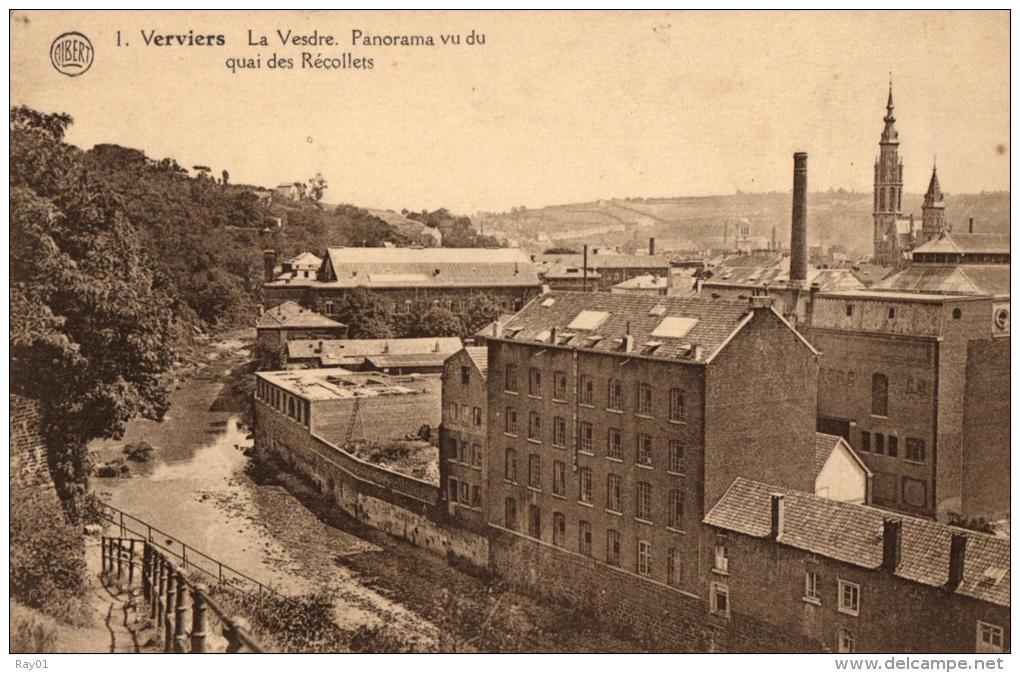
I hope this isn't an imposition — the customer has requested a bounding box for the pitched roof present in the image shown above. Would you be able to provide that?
[707,255,865,292]
[318,247,540,288]
[911,233,1010,256]
[256,301,346,329]
[363,353,452,370]
[495,291,797,364]
[464,346,488,377]
[287,337,462,365]
[814,432,871,478]
[286,251,323,268]
[613,274,671,290]
[705,478,1010,607]
[874,264,1010,296]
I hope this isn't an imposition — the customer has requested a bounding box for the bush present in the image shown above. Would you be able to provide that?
[10,605,62,653]
[10,487,90,622]
[122,441,155,462]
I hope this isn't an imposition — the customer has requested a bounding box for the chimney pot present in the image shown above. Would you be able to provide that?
[969,217,975,234]
[623,334,634,353]
[791,152,809,283]
[882,519,902,572]
[770,494,785,539]
[948,533,968,590]
[649,237,656,256]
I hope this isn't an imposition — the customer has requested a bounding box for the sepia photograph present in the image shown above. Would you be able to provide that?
[7,9,1012,662]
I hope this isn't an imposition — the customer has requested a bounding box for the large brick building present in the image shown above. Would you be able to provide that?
[263,247,542,316]
[705,478,1010,653]
[255,300,348,348]
[483,290,818,600]
[439,347,489,532]
[809,290,1009,520]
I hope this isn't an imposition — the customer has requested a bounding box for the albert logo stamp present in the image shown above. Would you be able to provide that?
[50,32,94,77]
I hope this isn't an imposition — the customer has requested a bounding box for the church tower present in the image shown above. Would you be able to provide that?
[921,164,946,242]
[873,83,904,265]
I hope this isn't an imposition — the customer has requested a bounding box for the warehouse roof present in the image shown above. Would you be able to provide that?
[256,301,346,330]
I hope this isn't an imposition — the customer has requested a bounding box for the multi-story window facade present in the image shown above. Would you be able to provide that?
[440,348,489,531]
[485,292,819,601]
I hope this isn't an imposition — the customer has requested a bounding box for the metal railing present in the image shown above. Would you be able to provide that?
[98,502,280,598]
[102,536,262,653]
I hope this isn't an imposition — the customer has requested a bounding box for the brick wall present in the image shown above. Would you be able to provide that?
[439,350,489,532]
[708,527,1010,653]
[255,398,488,566]
[10,395,54,491]
[488,525,815,652]
[311,376,442,444]
[704,308,818,509]
[962,337,1010,521]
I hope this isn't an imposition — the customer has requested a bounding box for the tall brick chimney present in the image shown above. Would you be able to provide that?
[790,152,809,283]
[882,519,902,572]
[769,493,785,539]
[263,249,277,284]
[948,533,968,590]
[649,237,656,256]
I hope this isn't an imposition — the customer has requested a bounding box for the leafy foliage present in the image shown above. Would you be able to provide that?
[10,487,90,622]
[11,107,177,516]
[403,208,500,247]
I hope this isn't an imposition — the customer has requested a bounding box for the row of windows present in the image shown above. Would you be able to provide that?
[447,477,482,508]
[255,380,310,426]
[446,439,483,468]
[505,413,687,471]
[503,366,689,421]
[446,401,483,427]
[860,431,926,463]
[504,451,687,528]
[502,499,686,585]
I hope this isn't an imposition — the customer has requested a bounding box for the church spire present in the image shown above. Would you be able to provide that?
[881,78,898,144]
[924,163,943,205]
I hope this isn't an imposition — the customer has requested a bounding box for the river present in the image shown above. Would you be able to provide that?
[90,335,438,638]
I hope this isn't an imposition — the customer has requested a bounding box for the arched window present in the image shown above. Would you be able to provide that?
[871,373,889,417]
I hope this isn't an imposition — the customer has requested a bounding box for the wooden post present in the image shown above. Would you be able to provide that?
[116,539,123,579]
[163,565,176,653]
[119,510,125,538]
[190,584,207,653]
[174,572,188,653]
[127,539,136,587]
[142,545,151,603]
[155,556,166,624]
[101,538,108,574]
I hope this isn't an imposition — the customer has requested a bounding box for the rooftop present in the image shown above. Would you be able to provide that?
[495,291,797,363]
[874,264,1010,297]
[285,251,323,268]
[256,368,422,401]
[815,289,980,304]
[705,478,1010,607]
[814,432,870,478]
[533,253,673,270]
[463,346,488,377]
[911,232,1010,256]
[705,255,865,292]
[288,337,463,366]
[256,301,346,330]
[613,274,670,290]
[310,246,541,289]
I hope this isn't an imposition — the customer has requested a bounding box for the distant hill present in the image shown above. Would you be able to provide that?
[476,191,1010,257]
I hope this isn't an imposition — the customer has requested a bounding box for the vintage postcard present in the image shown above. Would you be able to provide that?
[8,9,1011,663]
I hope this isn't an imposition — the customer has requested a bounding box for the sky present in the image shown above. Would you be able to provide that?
[11,10,1010,214]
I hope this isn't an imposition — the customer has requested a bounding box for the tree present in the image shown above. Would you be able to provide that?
[10,106,176,520]
[463,294,504,335]
[543,246,578,254]
[222,169,230,185]
[413,308,464,338]
[308,173,327,201]
[332,289,394,339]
